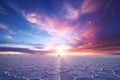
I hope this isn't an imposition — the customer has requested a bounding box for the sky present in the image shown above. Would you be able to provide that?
[0,0,120,55]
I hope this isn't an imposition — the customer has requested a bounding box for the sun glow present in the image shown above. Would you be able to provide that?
[55,44,71,56]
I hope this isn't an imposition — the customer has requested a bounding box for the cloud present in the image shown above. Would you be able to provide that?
[80,0,101,14]
[23,12,77,45]
[0,23,16,34]
[23,12,39,24]
[63,0,103,20]
[0,7,7,14]
[5,35,13,40]
[12,0,103,44]
[22,6,101,47]
[67,38,120,55]
[1,0,119,55]
[65,4,79,20]
[0,40,53,52]
[0,23,8,29]
[0,47,53,55]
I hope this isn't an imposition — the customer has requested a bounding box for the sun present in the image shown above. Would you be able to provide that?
[55,44,71,56]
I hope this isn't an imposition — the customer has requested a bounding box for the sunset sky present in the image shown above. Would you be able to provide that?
[0,0,120,55]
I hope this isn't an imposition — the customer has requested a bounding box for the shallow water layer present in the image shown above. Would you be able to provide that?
[0,55,120,80]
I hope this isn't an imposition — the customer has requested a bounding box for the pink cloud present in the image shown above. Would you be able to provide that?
[71,21,99,44]
[80,0,101,14]
[63,0,102,20]
[23,12,78,45]
[24,12,75,37]
[22,0,104,42]
[22,1,106,53]
[23,11,100,46]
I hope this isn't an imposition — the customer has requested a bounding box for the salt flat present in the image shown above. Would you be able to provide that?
[0,55,120,80]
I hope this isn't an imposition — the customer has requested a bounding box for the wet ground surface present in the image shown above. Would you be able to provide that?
[0,55,120,80]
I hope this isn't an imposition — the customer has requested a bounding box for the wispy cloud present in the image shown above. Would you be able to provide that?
[0,7,7,14]
[0,23,8,29]
[5,35,13,40]
[0,23,16,34]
